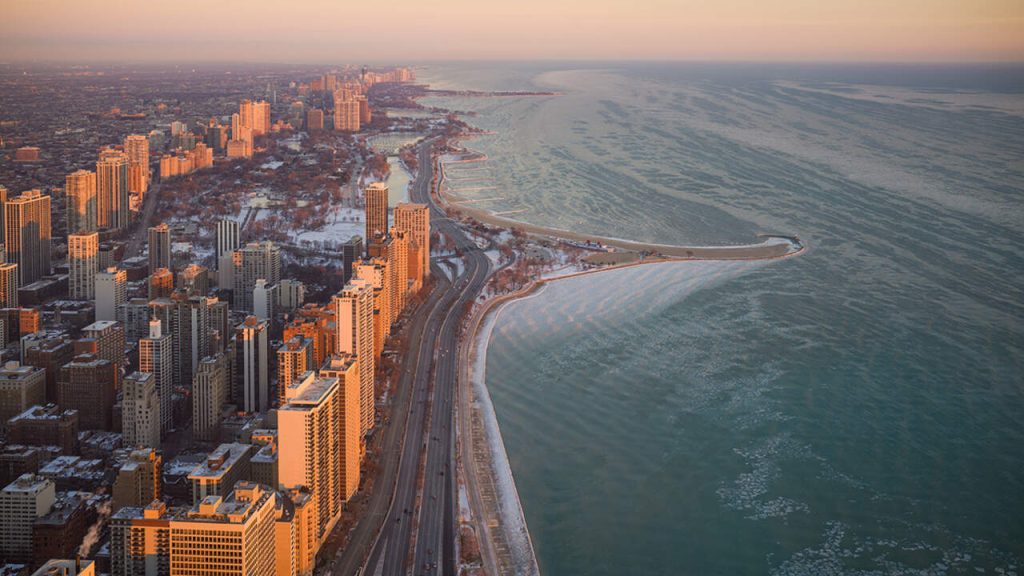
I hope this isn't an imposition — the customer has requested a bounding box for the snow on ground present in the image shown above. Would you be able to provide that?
[292,207,363,244]
[472,302,542,576]
[458,483,472,523]
[485,250,503,268]
[260,160,284,170]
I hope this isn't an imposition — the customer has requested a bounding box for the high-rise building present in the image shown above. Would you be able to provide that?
[364,182,389,247]
[95,267,127,322]
[282,305,336,370]
[0,263,17,308]
[148,223,171,273]
[253,279,278,322]
[253,100,271,136]
[333,279,375,434]
[0,474,55,563]
[112,448,161,512]
[109,500,172,576]
[148,267,174,300]
[341,236,362,284]
[306,108,324,132]
[68,232,99,300]
[122,372,161,449]
[391,228,411,311]
[235,316,269,413]
[333,95,360,132]
[4,189,51,285]
[96,148,130,230]
[357,95,371,125]
[124,134,150,195]
[81,320,125,368]
[65,170,97,234]
[208,297,230,354]
[193,352,229,442]
[149,294,210,390]
[216,219,240,289]
[319,354,361,501]
[232,241,281,312]
[177,263,209,297]
[168,482,276,576]
[139,319,173,434]
[278,279,305,311]
[58,354,117,430]
[276,336,312,406]
[394,202,430,283]
[22,336,73,403]
[278,372,343,542]
[354,258,392,357]
[0,361,45,427]
[276,487,316,576]
[187,443,254,506]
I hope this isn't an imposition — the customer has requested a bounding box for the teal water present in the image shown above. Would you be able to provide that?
[422,63,1024,575]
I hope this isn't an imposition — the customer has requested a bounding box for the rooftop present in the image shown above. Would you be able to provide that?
[2,473,53,494]
[82,320,118,332]
[280,374,338,407]
[188,443,253,481]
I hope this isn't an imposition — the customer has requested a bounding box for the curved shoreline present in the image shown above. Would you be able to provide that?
[439,144,806,261]
[446,144,806,575]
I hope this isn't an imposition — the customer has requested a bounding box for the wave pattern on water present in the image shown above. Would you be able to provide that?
[427,62,1024,576]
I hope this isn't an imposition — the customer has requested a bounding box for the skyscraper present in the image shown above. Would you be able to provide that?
[276,336,312,406]
[148,223,171,273]
[192,352,229,442]
[278,372,343,541]
[149,294,210,390]
[96,148,130,230]
[394,202,430,282]
[333,279,375,435]
[58,354,117,430]
[253,100,270,136]
[95,267,127,322]
[68,232,99,300]
[65,170,97,234]
[364,182,389,247]
[4,189,51,285]
[306,108,324,131]
[0,263,17,308]
[216,219,240,289]
[81,320,126,368]
[168,483,277,576]
[177,263,209,297]
[124,134,150,195]
[319,354,362,501]
[341,236,363,284]
[121,371,161,449]
[148,267,174,300]
[139,319,173,435]
[235,316,269,413]
[333,95,360,132]
[232,241,281,312]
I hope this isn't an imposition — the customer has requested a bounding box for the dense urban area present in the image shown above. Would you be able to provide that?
[0,61,589,576]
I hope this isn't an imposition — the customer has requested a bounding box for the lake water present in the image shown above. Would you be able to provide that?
[421,62,1024,575]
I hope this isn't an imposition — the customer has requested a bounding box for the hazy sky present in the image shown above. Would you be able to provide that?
[1,0,1022,63]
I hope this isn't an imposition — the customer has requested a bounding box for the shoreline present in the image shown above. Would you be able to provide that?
[446,150,806,575]
[437,143,805,261]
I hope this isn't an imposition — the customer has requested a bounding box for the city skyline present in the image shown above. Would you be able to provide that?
[1,0,1022,63]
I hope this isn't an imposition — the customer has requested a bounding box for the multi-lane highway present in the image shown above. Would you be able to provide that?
[327,140,490,576]
[361,140,490,576]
